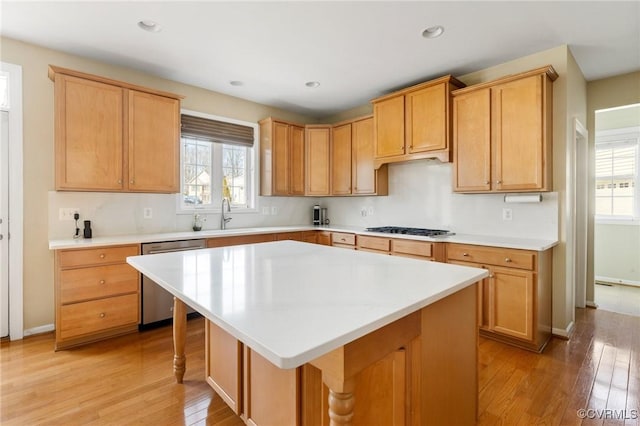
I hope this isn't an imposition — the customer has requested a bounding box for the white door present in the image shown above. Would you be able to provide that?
[1,110,8,337]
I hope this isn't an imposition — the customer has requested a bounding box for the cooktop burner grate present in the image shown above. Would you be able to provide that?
[365,226,454,237]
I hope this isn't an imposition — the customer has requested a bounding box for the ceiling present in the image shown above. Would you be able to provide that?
[1,1,639,118]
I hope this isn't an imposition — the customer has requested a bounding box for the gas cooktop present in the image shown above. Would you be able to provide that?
[365,227,454,237]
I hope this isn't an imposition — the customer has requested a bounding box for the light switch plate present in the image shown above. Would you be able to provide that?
[59,208,79,221]
[143,207,153,219]
[502,208,513,221]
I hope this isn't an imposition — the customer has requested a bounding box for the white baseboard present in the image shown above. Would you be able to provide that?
[552,321,575,339]
[595,275,640,288]
[23,324,55,337]
[586,300,598,308]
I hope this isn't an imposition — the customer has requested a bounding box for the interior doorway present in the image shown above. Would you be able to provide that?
[0,61,23,340]
[593,103,640,317]
[570,118,589,309]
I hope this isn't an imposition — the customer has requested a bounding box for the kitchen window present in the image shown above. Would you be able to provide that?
[178,110,257,213]
[595,127,640,221]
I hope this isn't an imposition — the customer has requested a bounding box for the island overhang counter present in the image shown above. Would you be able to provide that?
[127,240,488,425]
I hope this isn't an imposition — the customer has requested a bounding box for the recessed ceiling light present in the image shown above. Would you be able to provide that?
[138,20,162,33]
[305,81,320,88]
[230,81,244,87]
[422,25,444,39]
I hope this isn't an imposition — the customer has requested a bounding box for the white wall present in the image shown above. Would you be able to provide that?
[320,161,558,240]
[594,223,640,286]
[48,191,316,239]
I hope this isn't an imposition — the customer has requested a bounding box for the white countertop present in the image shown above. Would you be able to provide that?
[126,240,488,369]
[49,224,557,251]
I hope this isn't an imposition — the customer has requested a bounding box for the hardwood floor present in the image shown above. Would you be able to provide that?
[1,308,639,425]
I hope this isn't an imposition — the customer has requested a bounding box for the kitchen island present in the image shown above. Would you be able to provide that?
[127,240,488,425]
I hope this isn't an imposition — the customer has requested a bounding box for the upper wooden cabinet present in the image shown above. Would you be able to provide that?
[305,125,331,196]
[452,65,557,193]
[331,116,388,196]
[372,75,465,168]
[50,65,182,193]
[259,117,305,196]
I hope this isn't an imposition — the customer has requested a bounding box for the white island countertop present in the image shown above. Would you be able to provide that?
[126,240,488,369]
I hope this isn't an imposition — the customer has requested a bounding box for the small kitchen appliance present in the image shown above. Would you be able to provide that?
[313,205,321,225]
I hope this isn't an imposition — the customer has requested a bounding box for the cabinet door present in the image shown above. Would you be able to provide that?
[305,127,331,196]
[448,260,488,329]
[331,123,352,195]
[374,95,405,158]
[352,117,376,195]
[405,83,447,153]
[54,75,124,191]
[246,349,299,426]
[492,75,545,191]
[289,125,305,195]
[490,266,534,341]
[273,122,290,195]
[452,88,491,192]
[206,321,242,415]
[127,90,180,192]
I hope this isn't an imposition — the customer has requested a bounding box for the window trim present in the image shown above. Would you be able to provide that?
[595,126,640,223]
[176,109,259,215]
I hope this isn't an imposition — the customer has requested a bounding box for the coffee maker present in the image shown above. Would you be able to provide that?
[313,205,321,225]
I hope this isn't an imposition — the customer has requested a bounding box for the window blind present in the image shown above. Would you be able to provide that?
[181,114,254,147]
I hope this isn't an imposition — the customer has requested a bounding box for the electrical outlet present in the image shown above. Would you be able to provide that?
[262,206,270,215]
[502,208,513,221]
[367,206,374,216]
[360,207,367,217]
[59,208,80,221]
[143,207,153,219]
[271,206,278,215]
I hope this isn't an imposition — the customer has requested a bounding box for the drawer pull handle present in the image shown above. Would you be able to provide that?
[462,252,469,257]
[99,279,105,284]
[99,254,105,259]
[505,257,512,263]
[489,274,495,279]
[99,313,106,318]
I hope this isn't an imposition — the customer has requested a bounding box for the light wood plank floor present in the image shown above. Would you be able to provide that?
[1,308,639,425]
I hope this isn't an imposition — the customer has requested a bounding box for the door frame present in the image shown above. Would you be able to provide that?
[567,117,589,311]
[1,61,24,340]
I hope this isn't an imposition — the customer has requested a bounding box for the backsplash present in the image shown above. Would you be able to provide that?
[48,191,317,239]
[320,161,559,241]
[49,161,558,241]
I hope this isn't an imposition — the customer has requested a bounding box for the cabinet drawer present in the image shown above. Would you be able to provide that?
[276,232,304,241]
[391,239,433,258]
[357,235,390,252]
[207,234,276,247]
[59,293,139,340]
[331,232,355,246]
[60,264,139,304]
[447,244,534,270]
[58,245,139,269]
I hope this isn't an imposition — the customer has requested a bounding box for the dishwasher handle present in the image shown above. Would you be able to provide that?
[146,246,205,255]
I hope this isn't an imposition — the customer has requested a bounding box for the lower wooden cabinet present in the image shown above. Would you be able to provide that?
[447,243,552,352]
[315,231,331,246]
[54,244,140,350]
[205,319,410,426]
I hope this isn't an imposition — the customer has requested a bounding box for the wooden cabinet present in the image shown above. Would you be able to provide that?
[315,231,331,246]
[357,235,390,253]
[206,321,242,415]
[50,66,181,193]
[54,244,140,350]
[260,117,305,196]
[207,234,276,247]
[452,66,557,193]
[331,123,353,195]
[390,239,445,262]
[372,75,464,167]
[305,126,331,196]
[447,243,552,352]
[331,232,356,249]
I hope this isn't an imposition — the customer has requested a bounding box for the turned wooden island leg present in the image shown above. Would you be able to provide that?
[173,297,187,383]
[323,376,356,426]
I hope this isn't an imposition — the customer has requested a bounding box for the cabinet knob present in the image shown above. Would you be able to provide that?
[118,179,122,184]
[462,252,469,257]
[505,257,512,263]
[130,179,135,184]
[99,279,105,284]
[496,180,502,184]
[489,274,495,279]
[99,313,106,318]
[99,254,105,259]
[485,181,490,185]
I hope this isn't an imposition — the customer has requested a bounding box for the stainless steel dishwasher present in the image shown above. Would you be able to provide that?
[140,239,206,328]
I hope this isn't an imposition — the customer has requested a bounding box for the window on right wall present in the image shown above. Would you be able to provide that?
[595,118,640,221]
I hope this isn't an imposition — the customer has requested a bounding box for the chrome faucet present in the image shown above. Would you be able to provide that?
[221,198,232,230]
